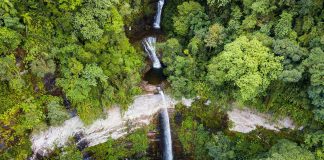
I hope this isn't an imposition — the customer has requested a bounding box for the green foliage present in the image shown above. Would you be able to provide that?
[58,0,83,11]
[255,82,313,125]
[58,145,83,160]
[0,54,19,81]
[99,39,143,108]
[177,117,211,160]
[274,12,295,39]
[175,101,304,159]
[233,128,304,159]
[57,63,109,124]
[242,14,257,30]
[0,0,15,14]
[85,129,149,159]
[104,7,124,34]
[0,27,21,55]
[30,58,56,78]
[207,133,235,160]
[159,38,183,65]
[250,0,276,15]
[0,0,145,155]
[313,108,324,123]
[204,23,226,48]
[303,48,324,123]
[207,0,231,8]
[173,1,209,37]
[161,0,324,159]
[58,62,107,103]
[73,0,111,40]
[225,5,242,39]
[49,142,83,160]
[160,38,202,99]
[304,131,324,159]
[127,129,150,155]
[0,0,323,158]
[307,85,324,109]
[304,48,324,89]
[273,39,308,82]
[47,97,70,126]
[188,36,204,56]
[208,36,283,101]
[165,56,198,98]
[0,137,32,160]
[77,102,104,125]
[161,0,183,33]
[261,139,315,160]
[0,100,44,156]
[176,100,228,131]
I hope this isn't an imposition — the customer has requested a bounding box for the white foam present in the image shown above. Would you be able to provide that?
[153,0,165,29]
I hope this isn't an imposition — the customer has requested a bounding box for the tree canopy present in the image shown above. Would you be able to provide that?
[208,36,282,101]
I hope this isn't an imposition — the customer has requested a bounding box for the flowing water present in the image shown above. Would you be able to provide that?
[143,0,173,159]
[142,37,162,69]
[153,0,165,29]
[158,88,173,160]
[149,0,173,159]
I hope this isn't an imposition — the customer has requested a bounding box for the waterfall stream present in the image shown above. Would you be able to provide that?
[142,37,162,69]
[142,0,173,159]
[153,0,165,29]
[146,0,173,159]
[158,88,173,160]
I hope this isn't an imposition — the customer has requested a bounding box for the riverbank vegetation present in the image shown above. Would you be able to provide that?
[0,0,323,159]
[84,128,150,159]
[0,0,153,158]
[161,0,323,159]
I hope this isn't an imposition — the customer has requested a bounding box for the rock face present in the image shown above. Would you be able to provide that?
[181,97,194,107]
[31,117,84,158]
[177,97,297,133]
[31,94,298,158]
[141,81,157,93]
[228,108,296,133]
[30,94,175,158]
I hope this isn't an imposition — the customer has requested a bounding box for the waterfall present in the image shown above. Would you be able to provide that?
[158,87,173,160]
[153,0,165,29]
[145,0,172,159]
[142,37,162,69]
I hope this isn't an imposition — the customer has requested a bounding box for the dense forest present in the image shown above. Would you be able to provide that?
[0,0,323,159]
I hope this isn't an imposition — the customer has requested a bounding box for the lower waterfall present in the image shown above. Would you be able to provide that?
[158,87,173,160]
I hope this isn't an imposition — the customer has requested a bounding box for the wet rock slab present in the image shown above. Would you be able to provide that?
[228,107,296,133]
[30,94,176,158]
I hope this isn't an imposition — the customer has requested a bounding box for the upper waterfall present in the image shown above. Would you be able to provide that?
[153,0,165,29]
[142,37,162,69]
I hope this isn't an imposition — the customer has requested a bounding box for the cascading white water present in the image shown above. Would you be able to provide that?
[150,0,172,158]
[153,0,165,29]
[158,87,173,160]
[142,37,162,69]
